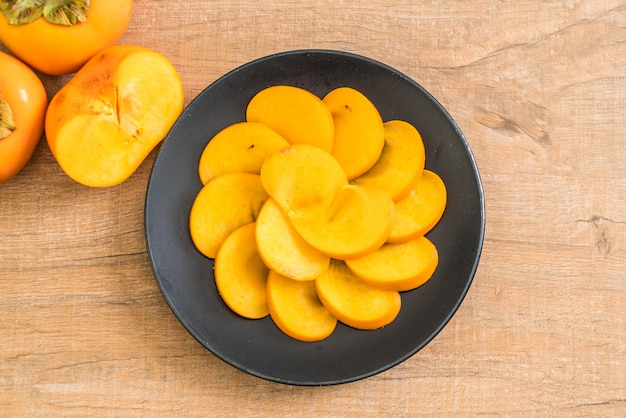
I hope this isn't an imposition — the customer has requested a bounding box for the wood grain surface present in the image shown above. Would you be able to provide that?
[1,0,625,416]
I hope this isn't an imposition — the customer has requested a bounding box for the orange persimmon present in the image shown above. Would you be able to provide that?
[0,50,47,184]
[0,0,133,76]
[45,45,184,187]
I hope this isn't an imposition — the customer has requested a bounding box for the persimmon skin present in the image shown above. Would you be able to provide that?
[0,0,134,76]
[0,50,47,184]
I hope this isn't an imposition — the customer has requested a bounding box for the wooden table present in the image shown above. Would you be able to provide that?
[2,1,625,415]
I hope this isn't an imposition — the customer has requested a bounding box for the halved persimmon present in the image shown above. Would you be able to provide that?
[45,45,184,187]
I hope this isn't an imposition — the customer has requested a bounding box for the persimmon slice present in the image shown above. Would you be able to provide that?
[215,223,269,319]
[346,236,438,292]
[267,270,337,342]
[323,87,384,179]
[256,198,330,281]
[315,260,401,330]
[198,121,289,184]
[289,184,395,260]
[388,169,447,243]
[189,172,268,259]
[246,85,334,152]
[352,120,425,202]
[260,144,347,215]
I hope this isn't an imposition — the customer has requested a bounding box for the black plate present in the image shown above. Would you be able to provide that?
[145,50,485,386]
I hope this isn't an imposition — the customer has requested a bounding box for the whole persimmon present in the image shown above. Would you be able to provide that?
[45,45,184,187]
[0,0,133,75]
[0,50,47,184]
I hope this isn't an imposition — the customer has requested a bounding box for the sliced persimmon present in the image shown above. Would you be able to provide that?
[323,87,384,179]
[388,169,447,243]
[346,236,438,292]
[246,85,334,152]
[352,120,425,202]
[198,121,289,184]
[267,270,337,342]
[289,184,395,260]
[256,198,330,281]
[315,260,401,330]
[214,223,269,319]
[189,172,268,259]
[260,144,347,215]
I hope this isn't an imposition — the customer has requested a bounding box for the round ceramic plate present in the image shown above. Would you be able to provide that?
[145,50,485,386]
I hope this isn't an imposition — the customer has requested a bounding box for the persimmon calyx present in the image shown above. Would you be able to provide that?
[0,98,16,139]
[0,0,89,26]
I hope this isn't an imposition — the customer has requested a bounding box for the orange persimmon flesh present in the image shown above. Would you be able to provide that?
[45,45,184,187]
[345,236,439,292]
[246,85,335,152]
[260,143,347,215]
[388,170,447,243]
[323,87,384,179]
[315,260,401,330]
[256,198,330,281]
[267,270,337,342]
[198,121,289,185]
[189,172,268,259]
[215,223,269,319]
[189,84,448,343]
[288,184,395,260]
[352,120,425,202]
